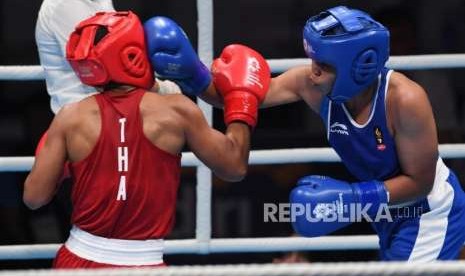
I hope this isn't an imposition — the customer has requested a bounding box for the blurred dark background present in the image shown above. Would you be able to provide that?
[1,0,465,269]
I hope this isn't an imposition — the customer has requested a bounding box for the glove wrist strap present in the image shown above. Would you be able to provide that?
[223,92,259,128]
[187,62,211,96]
[352,180,389,218]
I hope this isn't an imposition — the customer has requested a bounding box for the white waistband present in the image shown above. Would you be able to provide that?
[65,226,164,266]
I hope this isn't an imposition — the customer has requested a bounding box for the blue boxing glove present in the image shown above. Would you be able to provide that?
[144,16,211,96]
[290,175,389,237]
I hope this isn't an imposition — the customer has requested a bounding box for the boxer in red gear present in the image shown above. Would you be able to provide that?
[23,11,270,268]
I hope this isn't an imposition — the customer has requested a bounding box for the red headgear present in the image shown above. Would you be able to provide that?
[66,11,154,89]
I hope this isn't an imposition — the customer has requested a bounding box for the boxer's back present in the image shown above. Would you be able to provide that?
[64,89,186,162]
[62,88,182,239]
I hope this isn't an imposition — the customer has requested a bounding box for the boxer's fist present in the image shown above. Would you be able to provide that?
[212,44,270,128]
[290,175,388,237]
[144,16,211,96]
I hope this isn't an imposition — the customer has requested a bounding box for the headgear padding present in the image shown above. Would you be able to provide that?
[303,6,389,103]
[67,11,154,89]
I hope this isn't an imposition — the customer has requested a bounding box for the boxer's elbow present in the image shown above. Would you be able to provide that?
[419,180,434,198]
[230,163,248,182]
[23,193,45,210]
[23,179,49,210]
[217,146,249,182]
[217,162,248,182]
[416,173,435,198]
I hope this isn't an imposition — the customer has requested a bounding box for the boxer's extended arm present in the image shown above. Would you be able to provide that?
[202,65,321,110]
[24,108,69,210]
[180,98,250,182]
[384,74,437,204]
[261,66,308,108]
[143,16,314,109]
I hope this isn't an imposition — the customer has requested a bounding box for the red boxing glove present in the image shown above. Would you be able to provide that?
[212,44,270,128]
[35,131,71,181]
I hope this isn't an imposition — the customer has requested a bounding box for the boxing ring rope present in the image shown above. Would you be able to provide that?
[268,53,465,72]
[2,54,465,81]
[2,262,465,276]
[2,144,465,172]
[0,262,464,276]
[0,236,379,260]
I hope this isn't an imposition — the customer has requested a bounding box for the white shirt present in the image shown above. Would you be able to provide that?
[35,0,115,114]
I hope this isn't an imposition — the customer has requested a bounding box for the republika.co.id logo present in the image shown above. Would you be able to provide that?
[263,199,425,223]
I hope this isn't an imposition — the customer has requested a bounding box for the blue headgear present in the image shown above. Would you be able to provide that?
[303,6,389,103]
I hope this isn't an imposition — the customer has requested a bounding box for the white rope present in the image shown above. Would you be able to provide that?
[0,157,33,172]
[0,236,379,260]
[206,236,379,253]
[0,65,44,80]
[2,143,464,172]
[1,54,465,80]
[0,244,60,260]
[268,54,465,73]
[386,54,465,70]
[248,143,465,164]
[2,262,465,276]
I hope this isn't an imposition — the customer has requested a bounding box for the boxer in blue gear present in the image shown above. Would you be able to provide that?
[176,5,465,262]
[143,16,211,96]
[283,6,465,261]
